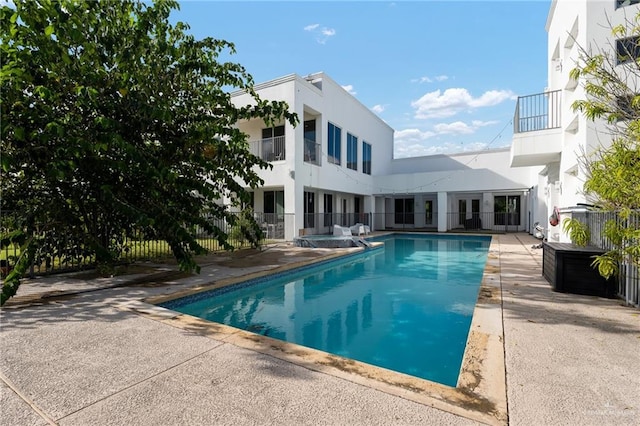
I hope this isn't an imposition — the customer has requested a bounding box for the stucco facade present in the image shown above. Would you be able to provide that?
[230,2,639,242]
[232,73,540,240]
[510,0,640,242]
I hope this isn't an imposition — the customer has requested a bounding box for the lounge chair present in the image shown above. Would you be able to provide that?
[349,223,370,236]
[333,224,352,236]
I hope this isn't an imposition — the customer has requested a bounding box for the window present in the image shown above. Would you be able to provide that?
[425,200,433,224]
[304,120,317,163]
[328,123,341,165]
[458,200,467,226]
[262,125,285,161]
[304,192,315,228]
[616,36,640,64]
[304,120,316,142]
[263,190,284,223]
[494,196,520,226]
[347,133,358,170]
[616,0,640,9]
[616,93,639,120]
[262,125,284,139]
[324,194,333,226]
[395,198,414,224]
[362,141,372,175]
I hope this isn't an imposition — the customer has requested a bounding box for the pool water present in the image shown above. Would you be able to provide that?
[160,234,490,386]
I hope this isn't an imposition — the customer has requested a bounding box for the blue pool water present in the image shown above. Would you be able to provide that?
[160,234,490,386]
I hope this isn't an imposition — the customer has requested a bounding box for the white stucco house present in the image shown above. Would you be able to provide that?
[510,0,640,242]
[231,73,539,240]
[230,0,639,243]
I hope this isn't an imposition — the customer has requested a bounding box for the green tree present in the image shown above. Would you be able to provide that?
[0,0,297,305]
[566,11,640,279]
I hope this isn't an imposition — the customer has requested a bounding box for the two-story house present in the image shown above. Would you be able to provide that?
[232,72,540,240]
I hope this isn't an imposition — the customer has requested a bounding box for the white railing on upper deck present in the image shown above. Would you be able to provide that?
[249,136,286,162]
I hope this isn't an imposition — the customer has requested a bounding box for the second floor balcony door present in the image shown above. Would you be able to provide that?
[262,125,285,161]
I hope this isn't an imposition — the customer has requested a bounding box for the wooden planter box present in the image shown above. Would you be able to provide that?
[542,242,616,298]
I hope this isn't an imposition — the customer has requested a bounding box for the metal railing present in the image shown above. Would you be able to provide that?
[304,138,320,165]
[565,209,639,307]
[253,212,287,239]
[370,211,524,233]
[514,90,561,133]
[300,212,371,236]
[585,211,638,307]
[249,136,286,162]
[0,211,272,278]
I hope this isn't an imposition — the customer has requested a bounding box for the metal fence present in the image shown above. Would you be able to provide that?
[570,209,639,307]
[369,211,525,233]
[301,212,371,236]
[0,211,269,279]
[514,90,562,133]
[249,136,286,162]
[6,207,636,306]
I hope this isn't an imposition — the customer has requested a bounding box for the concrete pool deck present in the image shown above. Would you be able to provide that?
[1,233,638,425]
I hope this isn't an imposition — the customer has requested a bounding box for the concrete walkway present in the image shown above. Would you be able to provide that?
[1,234,638,425]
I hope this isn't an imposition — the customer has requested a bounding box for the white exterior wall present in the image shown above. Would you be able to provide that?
[231,73,394,239]
[378,149,536,232]
[229,71,546,238]
[538,0,640,241]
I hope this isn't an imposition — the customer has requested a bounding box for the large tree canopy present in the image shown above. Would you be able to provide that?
[0,0,297,304]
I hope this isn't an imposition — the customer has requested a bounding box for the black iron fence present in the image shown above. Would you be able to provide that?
[301,212,371,236]
[370,211,525,233]
[0,211,270,278]
[568,209,639,307]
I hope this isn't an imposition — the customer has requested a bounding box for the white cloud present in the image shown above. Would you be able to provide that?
[433,119,499,135]
[321,28,336,37]
[394,141,495,158]
[304,23,336,44]
[371,104,386,113]
[394,128,436,143]
[394,142,452,158]
[410,74,449,84]
[433,121,475,135]
[472,119,499,127]
[393,121,510,158]
[411,76,432,84]
[411,88,516,119]
[342,84,356,95]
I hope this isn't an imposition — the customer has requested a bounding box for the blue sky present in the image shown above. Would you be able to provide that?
[172,1,551,158]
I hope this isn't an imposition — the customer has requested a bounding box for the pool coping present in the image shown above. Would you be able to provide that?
[138,234,506,425]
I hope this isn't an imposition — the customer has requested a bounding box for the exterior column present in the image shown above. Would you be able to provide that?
[284,173,304,241]
[364,195,375,231]
[437,191,448,232]
[483,192,493,230]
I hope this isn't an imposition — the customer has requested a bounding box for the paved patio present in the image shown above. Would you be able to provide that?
[1,234,638,425]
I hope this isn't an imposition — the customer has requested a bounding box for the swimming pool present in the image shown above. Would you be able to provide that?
[160,234,490,387]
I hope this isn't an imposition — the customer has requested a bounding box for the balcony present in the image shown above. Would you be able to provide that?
[249,136,285,162]
[303,138,320,165]
[510,90,563,167]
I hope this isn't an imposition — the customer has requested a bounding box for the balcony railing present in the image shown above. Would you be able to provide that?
[514,90,561,133]
[249,136,286,162]
[304,138,320,165]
